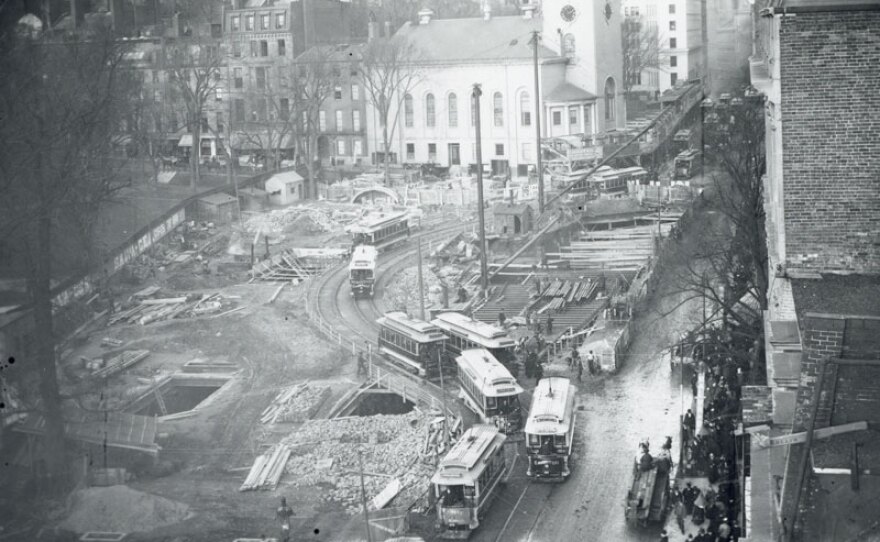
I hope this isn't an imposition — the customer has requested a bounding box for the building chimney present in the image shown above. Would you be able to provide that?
[521,5,536,19]
[418,8,433,25]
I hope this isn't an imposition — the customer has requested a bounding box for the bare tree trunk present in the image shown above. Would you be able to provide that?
[306,135,316,199]
[382,123,390,186]
[190,114,201,189]
[32,212,67,482]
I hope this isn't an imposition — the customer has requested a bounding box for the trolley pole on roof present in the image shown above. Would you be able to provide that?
[472,84,489,297]
[531,30,545,213]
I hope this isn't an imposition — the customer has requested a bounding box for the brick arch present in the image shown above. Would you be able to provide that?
[351,187,400,204]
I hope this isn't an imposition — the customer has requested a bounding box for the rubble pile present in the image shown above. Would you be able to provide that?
[261,383,331,424]
[383,267,442,315]
[281,413,435,514]
[244,205,363,236]
[108,290,240,326]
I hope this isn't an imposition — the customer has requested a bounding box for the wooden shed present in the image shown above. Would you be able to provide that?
[493,203,533,236]
[197,192,238,224]
[265,171,304,206]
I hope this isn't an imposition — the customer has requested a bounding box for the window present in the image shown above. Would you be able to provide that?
[671,72,678,86]
[256,67,266,89]
[670,37,677,49]
[319,110,326,131]
[351,84,360,101]
[335,110,343,129]
[352,110,361,131]
[495,143,504,156]
[334,86,343,100]
[245,14,254,30]
[569,106,579,126]
[520,91,531,126]
[260,40,268,57]
[250,40,258,57]
[234,67,243,88]
[670,55,678,67]
[261,13,270,30]
[231,15,240,31]
[233,41,241,57]
[404,94,414,127]
[278,39,286,56]
[279,98,289,120]
[256,98,267,121]
[448,93,458,128]
[215,112,224,133]
[275,12,286,29]
[234,99,245,123]
[605,78,616,121]
[669,3,676,13]
[552,110,562,126]
[337,139,346,155]
[428,143,437,161]
[669,20,676,31]
[425,93,435,127]
[215,87,223,101]
[354,139,363,156]
[493,92,503,127]
[406,143,415,160]
[563,34,576,57]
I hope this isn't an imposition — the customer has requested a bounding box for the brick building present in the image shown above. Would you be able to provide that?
[745,1,880,540]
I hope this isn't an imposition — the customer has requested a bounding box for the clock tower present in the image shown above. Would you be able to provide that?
[540,0,625,130]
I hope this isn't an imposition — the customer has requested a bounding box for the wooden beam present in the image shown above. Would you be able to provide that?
[760,421,868,449]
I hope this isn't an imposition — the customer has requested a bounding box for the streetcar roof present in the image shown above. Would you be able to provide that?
[431,424,506,485]
[456,349,523,397]
[675,149,701,160]
[346,211,409,234]
[524,377,576,436]
[431,312,515,346]
[377,311,449,343]
[349,245,378,270]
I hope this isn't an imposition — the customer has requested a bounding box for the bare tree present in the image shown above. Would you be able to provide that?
[0,26,138,481]
[235,69,299,172]
[166,38,223,188]
[129,75,167,184]
[359,35,422,185]
[621,15,665,99]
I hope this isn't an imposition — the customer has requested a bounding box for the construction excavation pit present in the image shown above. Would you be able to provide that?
[341,389,417,418]
[125,374,233,417]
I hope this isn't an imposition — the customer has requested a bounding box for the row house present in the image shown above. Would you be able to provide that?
[745,1,880,541]
[366,0,626,176]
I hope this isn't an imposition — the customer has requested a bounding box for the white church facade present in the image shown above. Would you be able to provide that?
[365,0,627,176]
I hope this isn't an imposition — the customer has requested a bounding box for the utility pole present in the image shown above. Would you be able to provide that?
[226,65,243,231]
[437,349,450,446]
[417,237,426,320]
[530,30,545,213]
[472,84,489,296]
[358,450,373,542]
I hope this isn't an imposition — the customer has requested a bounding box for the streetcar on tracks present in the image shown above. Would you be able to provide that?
[376,311,452,378]
[432,424,508,539]
[346,211,410,252]
[524,377,577,480]
[455,349,524,433]
[431,312,520,376]
[673,149,703,180]
[563,166,648,203]
[349,245,378,298]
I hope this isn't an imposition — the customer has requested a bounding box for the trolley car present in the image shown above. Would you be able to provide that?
[524,377,577,480]
[563,166,648,202]
[376,311,451,378]
[673,149,703,180]
[456,349,524,433]
[346,211,410,252]
[431,312,520,376]
[349,245,378,298]
[432,425,508,539]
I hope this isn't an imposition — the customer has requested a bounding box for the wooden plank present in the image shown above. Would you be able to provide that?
[141,297,188,305]
[269,283,285,304]
[763,421,868,448]
[371,478,402,510]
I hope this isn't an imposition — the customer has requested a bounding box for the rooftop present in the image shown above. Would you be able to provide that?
[545,81,597,103]
[199,192,238,206]
[791,274,880,321]
[394,16,559,64]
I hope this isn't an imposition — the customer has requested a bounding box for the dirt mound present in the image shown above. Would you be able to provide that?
[60,485,190,533]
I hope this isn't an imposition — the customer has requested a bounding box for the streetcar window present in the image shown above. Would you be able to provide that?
[486,396,496,409]
[553,435,567,447]
[527,434,539,446]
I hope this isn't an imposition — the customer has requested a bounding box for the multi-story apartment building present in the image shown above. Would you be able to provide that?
[222,0,352,161]
[622,0,705,94]
[365,0,626,176]
[744,1,880,541]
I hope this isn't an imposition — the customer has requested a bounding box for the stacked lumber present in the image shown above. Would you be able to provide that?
[91,350,150,379]
[239,444,291,491]
[251,249,312,282]
[107,292,237,326]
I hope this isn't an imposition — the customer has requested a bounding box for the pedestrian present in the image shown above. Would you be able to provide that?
[498,310,506,328]
[276,497,294,542]
[546,314,554,334]
[533,360,544,382]
[356,351,367,376]
[674,498,686,534]
[586,350,597,375]
[570,346,580,370]
[718,518,731,541]
[684,408,696,443]
[691,371,699,396]
[576,357,583,382]
[683,482,696,515]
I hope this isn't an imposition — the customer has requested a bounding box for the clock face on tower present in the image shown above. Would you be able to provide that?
[560,4,577,22]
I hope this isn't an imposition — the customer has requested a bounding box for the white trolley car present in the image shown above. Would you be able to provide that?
[455,349,524,433]
[431,312,520,376]
[376,311,451,378]
[346,211,410,252]
[349,245,378,298]
[524,377,577,480]
[432,424,508,539]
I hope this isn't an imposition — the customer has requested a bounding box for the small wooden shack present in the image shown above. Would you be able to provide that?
[265,171,304,206]
[197,192,238,224]
[493,203,533,236]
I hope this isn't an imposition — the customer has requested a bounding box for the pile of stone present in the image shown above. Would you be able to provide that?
[282,413,434,514]
[383,267,442,315]
[262,384,331,424]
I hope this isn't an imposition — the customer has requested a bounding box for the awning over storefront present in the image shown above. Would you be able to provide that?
[178,133,219,147]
